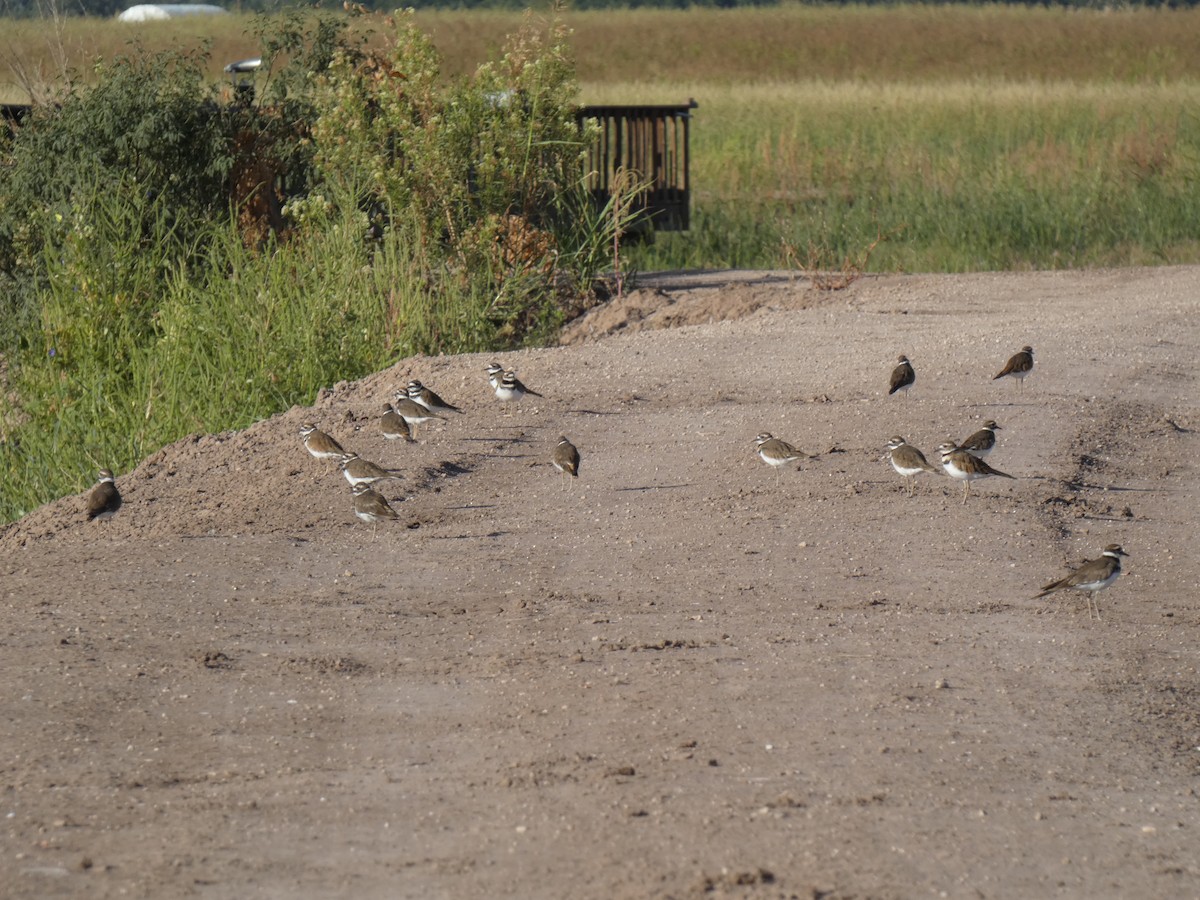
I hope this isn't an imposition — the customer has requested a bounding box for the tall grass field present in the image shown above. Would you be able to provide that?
[616,79,1200,272]
[6,5,1200,273]
[3,4,1200,523]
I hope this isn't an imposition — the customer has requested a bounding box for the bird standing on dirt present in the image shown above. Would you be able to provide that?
[340,452,403,488]
[391,391,446,440]
[407,380,463,415]
[551,436,580,488]
[492,368,543,414]
[936,441,1015,504]
[1034,544,1127,621]
[380,403,414,443]
[351,483,400,538]
[300,424,347,463]
[884,436,940,496]
[959,420,1000,458]
[754,432,810,476]
[889,355,916,397]
[87,468,122,521]
[993,346,1034,390]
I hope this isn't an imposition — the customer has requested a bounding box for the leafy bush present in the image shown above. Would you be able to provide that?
[0,47,231,351]
[306,10,617,340]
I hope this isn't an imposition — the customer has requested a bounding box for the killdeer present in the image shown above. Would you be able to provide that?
[551,436,580,488]
[407,379,462,415]
[884,436,940,496]
[380,403,414,443]
[300,424,346,462]
[340,452,403,488]
[754,433,809,474]
[993,346,1034,390]
[1034,544,1127,620]
[889,355,916,398]
[87,468,122,521]
[936,441,1016,504]
[351,483,399,539]
[486,362,504,391]
[959,420,1000,458]
[391,391,445,439]
[494,369,543,412]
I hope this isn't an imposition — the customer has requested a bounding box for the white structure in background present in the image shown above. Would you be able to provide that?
[117,4,227,22]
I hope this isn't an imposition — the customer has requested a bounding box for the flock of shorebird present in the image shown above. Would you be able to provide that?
[294,363,578,537]
[752,343,1127,619]
[82,346,1126,618]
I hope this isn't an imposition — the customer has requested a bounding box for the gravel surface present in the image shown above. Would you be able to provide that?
[3,266,1198,899]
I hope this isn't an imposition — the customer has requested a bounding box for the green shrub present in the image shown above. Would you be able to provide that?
[0,47,232,351]
[306,10,621,337]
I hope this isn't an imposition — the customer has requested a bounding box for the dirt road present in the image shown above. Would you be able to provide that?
[2,267,1198,899]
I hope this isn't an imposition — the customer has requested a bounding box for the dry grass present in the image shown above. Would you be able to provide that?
[586,78,1200,199]
[5,4,1200,102]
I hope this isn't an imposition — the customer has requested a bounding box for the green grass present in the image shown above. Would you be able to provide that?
[584,80,1200,272]
[8,5,1200,93]
[0,201,509,523]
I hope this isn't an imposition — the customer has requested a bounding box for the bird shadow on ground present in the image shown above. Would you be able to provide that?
[614,483,692,492]
[427,460,473,478]
[1060,480,1163,493]
[432,530,511,541]
[458,434,539,444]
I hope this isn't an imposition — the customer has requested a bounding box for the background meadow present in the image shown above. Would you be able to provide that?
[8,4,1200,272]
[4,4,1200,522]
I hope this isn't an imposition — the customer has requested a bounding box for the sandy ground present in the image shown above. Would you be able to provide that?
[2,267,1199,900]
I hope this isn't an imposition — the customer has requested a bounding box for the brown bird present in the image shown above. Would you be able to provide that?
[391,391,446,439]
[959,420,1000,458]
[884,436,941,496]
[407,380,463,415]
[300,424,346,463]
[754,433,811,479]
[340,452,403,488]
[87,468,122,521]
[380,403,414,443]
[993,346,1034,390]
[1034,544,1128,621]
[351,483,399,539]
[551,436,580,488]
[889,355,916,397]
[936,441,1015,504]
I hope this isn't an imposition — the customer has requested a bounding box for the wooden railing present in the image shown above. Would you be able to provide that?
[577,101,697,232]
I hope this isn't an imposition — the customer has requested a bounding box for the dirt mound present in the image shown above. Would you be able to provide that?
[559,270,845,343]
